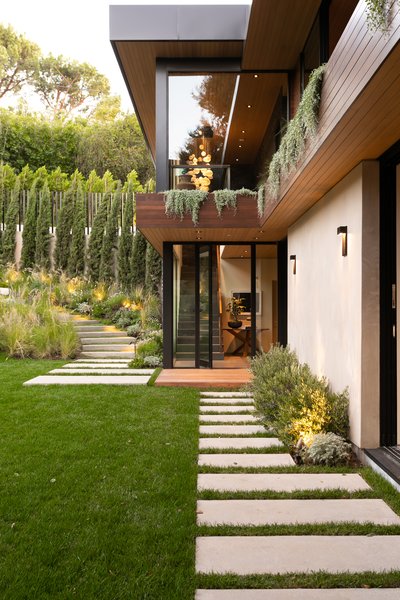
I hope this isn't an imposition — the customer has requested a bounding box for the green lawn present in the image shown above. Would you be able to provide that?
[0,355,199,600]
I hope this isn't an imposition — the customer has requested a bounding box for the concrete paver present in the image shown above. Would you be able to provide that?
[197,499,400,526]
[23,375,150,385]
[49,369,143,375]
[200,405,255,413]
[199,425,266,435]
[198,453,294,468]
[195,590,400,600]
[199,437,282,450]
[197,473,371,492]
[200,415,259,423]
[200,397,254,405]
[196,535,400,574]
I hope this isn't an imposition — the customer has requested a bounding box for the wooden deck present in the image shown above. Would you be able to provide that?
[155,368,252,388]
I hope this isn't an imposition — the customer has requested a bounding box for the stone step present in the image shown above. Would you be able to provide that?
[81,344,133,351]
[49,368,141,375]
[23,375,150,386]
[196,590,400,599]
[80,337,130,344]
[198,453,295,468]
[200,398,254,405]
[63,363,150,371]
[199,425,266,436]
[200,415,259,424]
[196,499,400,526]
[199,438,283,450]
[196,536,400,574]
[197,473,371,493]
[73,358,132,363]
[75,327,108,333]
[201,392,252,398]
[80,351,136,359]
[77,331,128,338]
[72,319,101,325]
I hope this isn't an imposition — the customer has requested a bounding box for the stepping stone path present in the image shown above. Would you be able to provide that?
[195,391,400,599]
[23,317,155,386]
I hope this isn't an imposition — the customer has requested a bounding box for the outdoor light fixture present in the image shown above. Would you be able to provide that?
[337,226,348,256]
[290,254,297,275]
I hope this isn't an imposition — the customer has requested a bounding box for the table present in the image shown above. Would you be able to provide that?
[223,327,269,357]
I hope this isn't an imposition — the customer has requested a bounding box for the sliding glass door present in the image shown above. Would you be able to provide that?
[198,245,212,368]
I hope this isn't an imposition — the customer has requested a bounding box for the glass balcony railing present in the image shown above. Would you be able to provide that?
[169,163,231,191]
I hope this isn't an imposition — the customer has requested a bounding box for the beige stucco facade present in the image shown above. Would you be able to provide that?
[287,162,380,449]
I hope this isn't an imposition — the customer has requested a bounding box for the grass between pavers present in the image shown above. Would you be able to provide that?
[197,571,400,589]
[199,432,276,438]
[197,489,379,501]
[197,523,400,537]
[197,446,287,454]
[0,355,198,600]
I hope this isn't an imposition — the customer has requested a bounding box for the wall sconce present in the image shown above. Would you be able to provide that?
[337,226,348,256]
[289,254,296,274]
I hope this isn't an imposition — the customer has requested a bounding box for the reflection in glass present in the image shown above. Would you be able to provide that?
[173,244,196,367]
[169,74,237,191]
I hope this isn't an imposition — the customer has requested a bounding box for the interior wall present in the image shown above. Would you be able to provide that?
[288,162,380,449]
[397,165,400,444]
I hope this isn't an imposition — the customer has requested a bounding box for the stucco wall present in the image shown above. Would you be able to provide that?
[288,162,380,448]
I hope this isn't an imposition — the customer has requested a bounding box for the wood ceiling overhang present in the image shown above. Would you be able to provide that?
[110,1,322,160]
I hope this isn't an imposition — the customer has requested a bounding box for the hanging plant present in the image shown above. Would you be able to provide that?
[257,185,266,218]
[213,188,256,218]
[264,64,326,200]
[365,0,392,33]
[164,189,208,225]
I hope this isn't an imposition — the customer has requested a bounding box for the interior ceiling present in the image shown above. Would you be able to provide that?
[113,0,321,165]
[221,244,277,259]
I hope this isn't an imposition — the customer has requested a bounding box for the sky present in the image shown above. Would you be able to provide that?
[1,0,252,113]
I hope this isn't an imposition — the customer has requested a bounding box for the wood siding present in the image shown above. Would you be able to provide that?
[261,2,400,237]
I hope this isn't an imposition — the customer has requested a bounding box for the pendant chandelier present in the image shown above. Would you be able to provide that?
[186,128,213,192]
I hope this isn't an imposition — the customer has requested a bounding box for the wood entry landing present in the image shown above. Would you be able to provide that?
[155,368,252,388]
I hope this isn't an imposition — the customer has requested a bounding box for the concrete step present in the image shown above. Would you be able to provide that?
[200,415,259,423]
[81,344,133,352]
[73,319,101,325]
[199,425,266,435]
[49,368,139,375]
[80,337,130,345]
[201,392,252,398]
[24,375,150,385]
[196,536,400,574]
[199,438,282,450]
[196,499,400,526]
[73,358,132,363]
[199,405,255,413]
[80,351,136,359]
[63,363,145,370]
[197,473,371,493]
[200,398,254,405]
[76,331,127,338]
[196,590,400,599]
[198,453,295,468]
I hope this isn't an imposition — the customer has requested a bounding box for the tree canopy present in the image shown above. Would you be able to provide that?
[0,24,40,99]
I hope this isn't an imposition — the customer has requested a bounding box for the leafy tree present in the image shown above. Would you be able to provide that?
[122,168,143,193]
[145,242,162,296]
[99,184,121,282]
[85,169,104,193]
[102,170,116,193]
[2,177,20,264]
[131,230,147,289]
[118,184,134,289]
[33,54,110,118]
[48,166,69,191]
[0,24,40,98]
[87,191,109,281]
[90,95,121,123]
[20,178,38,269]
[35,180,51,270]
[33,165,48,188]
[67,180,85,276]
[18,164,35,190]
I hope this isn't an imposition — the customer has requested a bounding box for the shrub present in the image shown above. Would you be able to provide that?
[249,345,349,447]
[143,355,161,368]
[126,323,142,338]
[302,432,352,466]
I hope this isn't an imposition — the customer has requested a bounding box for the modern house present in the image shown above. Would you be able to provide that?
[110,1,400,469]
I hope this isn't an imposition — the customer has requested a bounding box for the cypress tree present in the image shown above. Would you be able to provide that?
[35,181,51,270]
[118,183,134,289]
[21,179,38,269]
[54,176,76,271]
[145,242,162,296]
[2,178,20,265]
[0,164,16,262]
[87,191,109,282]
[67,180,86,277]
[99,184,121,283]
[131,230,147,289]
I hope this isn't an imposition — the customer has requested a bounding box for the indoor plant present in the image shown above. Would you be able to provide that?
[226,296,245,328]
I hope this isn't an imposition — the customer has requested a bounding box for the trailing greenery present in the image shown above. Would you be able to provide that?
[87,191,109,282]
[118,184,134,290]
[20,179,38,269]
[67,180,85,277]
[264,64,326,199]
[365,0,393,32]
[99,183,121,283]
[257,184,266,218]
[35,181,51,270]
[131,230,147,289]
[145,242,162,295]
[164,189,208,225]
[2,178,20,265]
[249,345,349,448]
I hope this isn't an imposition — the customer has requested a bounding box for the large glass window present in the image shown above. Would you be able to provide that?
[169,73,237,191]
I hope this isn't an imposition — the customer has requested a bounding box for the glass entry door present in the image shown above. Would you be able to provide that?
[198,244,212,368]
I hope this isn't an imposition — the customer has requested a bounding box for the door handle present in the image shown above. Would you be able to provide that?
[392,284,396,309]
